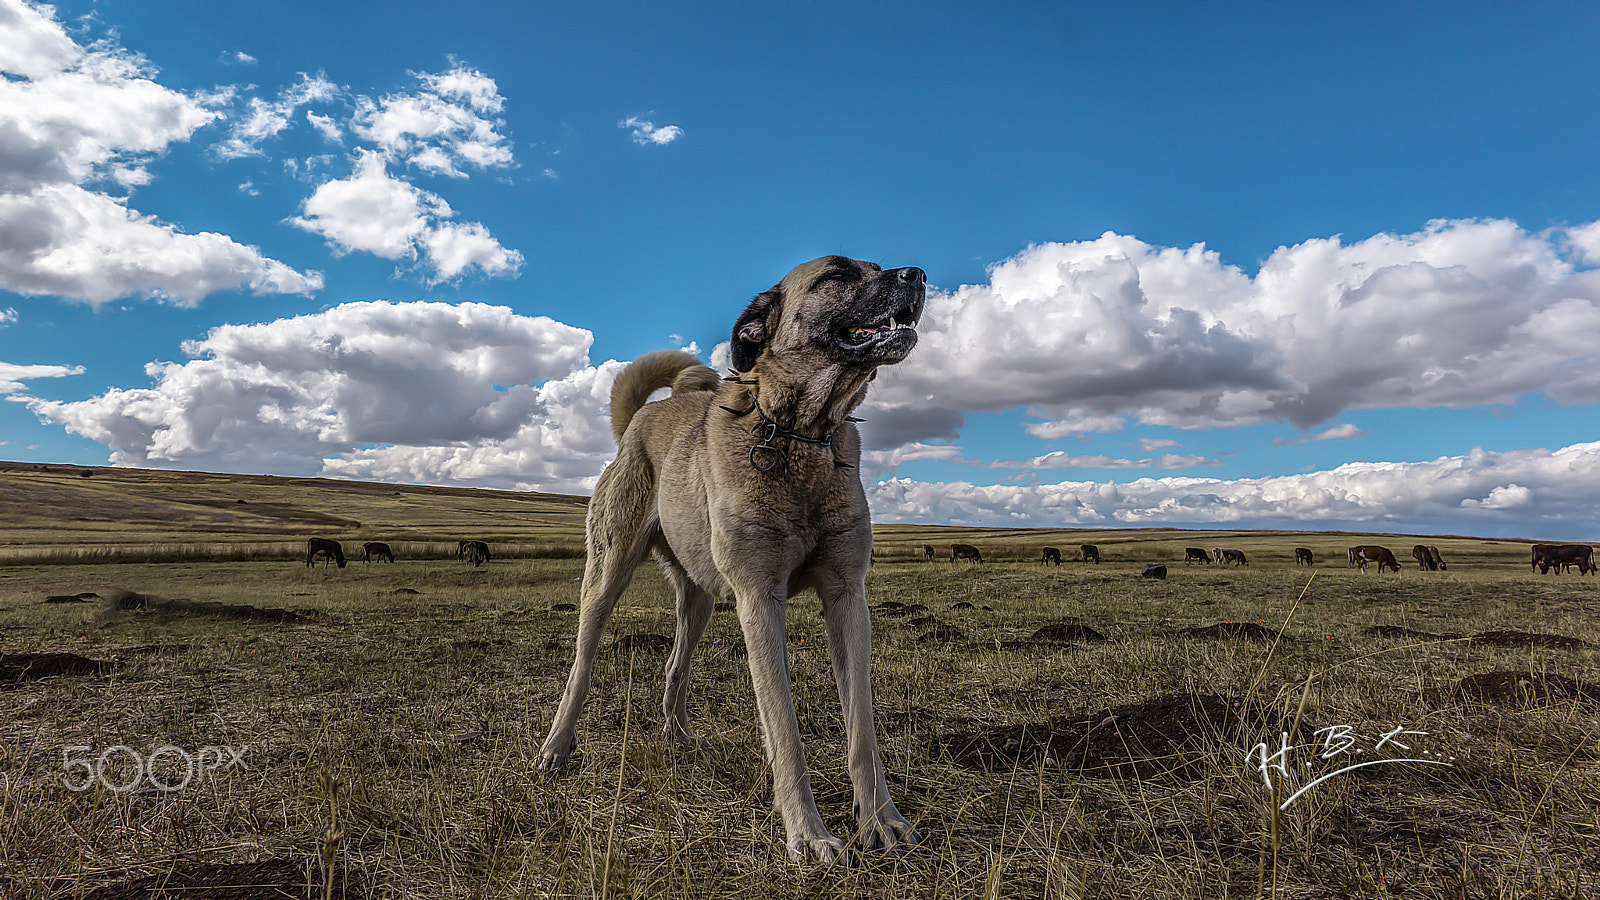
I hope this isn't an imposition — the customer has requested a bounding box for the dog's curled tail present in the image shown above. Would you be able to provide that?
[610,349,720,443]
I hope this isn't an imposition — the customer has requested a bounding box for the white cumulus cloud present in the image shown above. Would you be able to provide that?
[0,0,322,306]
[869,219,1600,444]
[867,442,1600,539]
[24,301,614,492]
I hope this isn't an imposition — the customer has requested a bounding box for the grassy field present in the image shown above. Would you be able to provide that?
[2,462,1598,898]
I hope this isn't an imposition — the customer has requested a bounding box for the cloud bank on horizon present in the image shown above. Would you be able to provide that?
[5,0,1600,540]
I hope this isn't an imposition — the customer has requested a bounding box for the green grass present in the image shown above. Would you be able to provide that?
[3,549,1598,899]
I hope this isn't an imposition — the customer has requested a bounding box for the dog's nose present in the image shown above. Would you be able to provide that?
[895,267,925,287]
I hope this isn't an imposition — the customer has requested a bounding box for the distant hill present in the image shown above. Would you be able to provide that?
[0,461,589,549]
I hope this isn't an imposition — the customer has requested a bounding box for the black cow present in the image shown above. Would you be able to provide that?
[306,537,347,569]
[1041,547,1062,565]
[362,541,395,563]
[1539,544,1594,575]
[922,544,936,562]
[1142,563,1167,579]
[950,543,983,563]
[1412,545,1437,571]
[1185,547,1211,565]
[1294,547,1314,567]
[1219,548,1247,566]
[1426,546,1446,571]
[1080,544,1100,564]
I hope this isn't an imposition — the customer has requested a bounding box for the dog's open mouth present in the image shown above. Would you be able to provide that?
[837,298,922,349]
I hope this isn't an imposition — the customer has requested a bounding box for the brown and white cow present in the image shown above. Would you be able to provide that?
[1426,546,1446,571]
[1219,548,1247,566]
[1354,545,1400,574]
[306,537,347,569]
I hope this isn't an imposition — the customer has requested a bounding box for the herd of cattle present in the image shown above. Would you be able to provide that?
[301,535,1594,576]
[303,537,492,569]
[918,541,1597,575]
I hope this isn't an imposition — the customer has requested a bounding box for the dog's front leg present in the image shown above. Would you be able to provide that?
[820,577,922,853]
[735,588,845,864]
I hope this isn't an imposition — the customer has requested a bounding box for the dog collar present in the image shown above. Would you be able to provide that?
[719,376,855,472]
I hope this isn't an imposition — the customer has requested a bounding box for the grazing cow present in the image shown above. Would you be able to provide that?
[1185,547,1211,565]
[1142,563,1167,579]
[1080,544,1100,564]
[1347,546,1379,568]
[1538,544,1594,575]
[1041,547,1062,566]
[1531,544,1553,572]
[461,539,491,567]
[1411,545,1437,571]
[362,541,395,563]
[950,543,983,563]
[1426,546,1446,571]
[1294,547,1314,567]
[1219,548,1247,566]
[1355,545,1400,574]
[305,537,347,569]
[922,544,936,562]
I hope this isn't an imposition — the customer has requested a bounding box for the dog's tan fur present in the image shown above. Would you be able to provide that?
[536,256,925,863]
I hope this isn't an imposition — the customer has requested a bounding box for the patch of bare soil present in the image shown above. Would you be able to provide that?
[874,601,929,618]
[916,622,966,643]
[937,692,1305,779]
[78,858,363,900]
[1180,622,1283,642]
[1468,630,1592,649]
[100,590,320,625]
[1426,670,1600,708]
[0,651,115,685]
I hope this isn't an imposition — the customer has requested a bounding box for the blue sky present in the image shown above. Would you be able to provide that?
[3,0,1600,539]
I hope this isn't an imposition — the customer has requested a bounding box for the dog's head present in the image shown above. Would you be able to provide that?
[731,256,925,373]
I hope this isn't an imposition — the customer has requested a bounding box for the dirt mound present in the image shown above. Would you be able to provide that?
[1469,630,1591,650]
[1029,621,1108,644]
[938,692,1302,778]
[0,651,115,684]
[1181,622,1282,642]
[101,591,319,625]
[82,858,363,900]
[1428,670,1600,708]
[550,602,577,612]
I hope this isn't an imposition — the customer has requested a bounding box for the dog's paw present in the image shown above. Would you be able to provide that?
[534,736,576,771]
[661,721,700,747]
[859,810,922,853]
[787,832,849,866]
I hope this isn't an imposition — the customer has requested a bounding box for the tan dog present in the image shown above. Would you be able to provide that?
[536,256,925,863]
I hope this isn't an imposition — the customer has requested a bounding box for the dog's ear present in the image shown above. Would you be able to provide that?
[731,288,781,372]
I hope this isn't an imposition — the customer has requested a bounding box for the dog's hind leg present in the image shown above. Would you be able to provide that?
[536,490,659,770]
[658,554,715,746]
[817,570,921,854]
